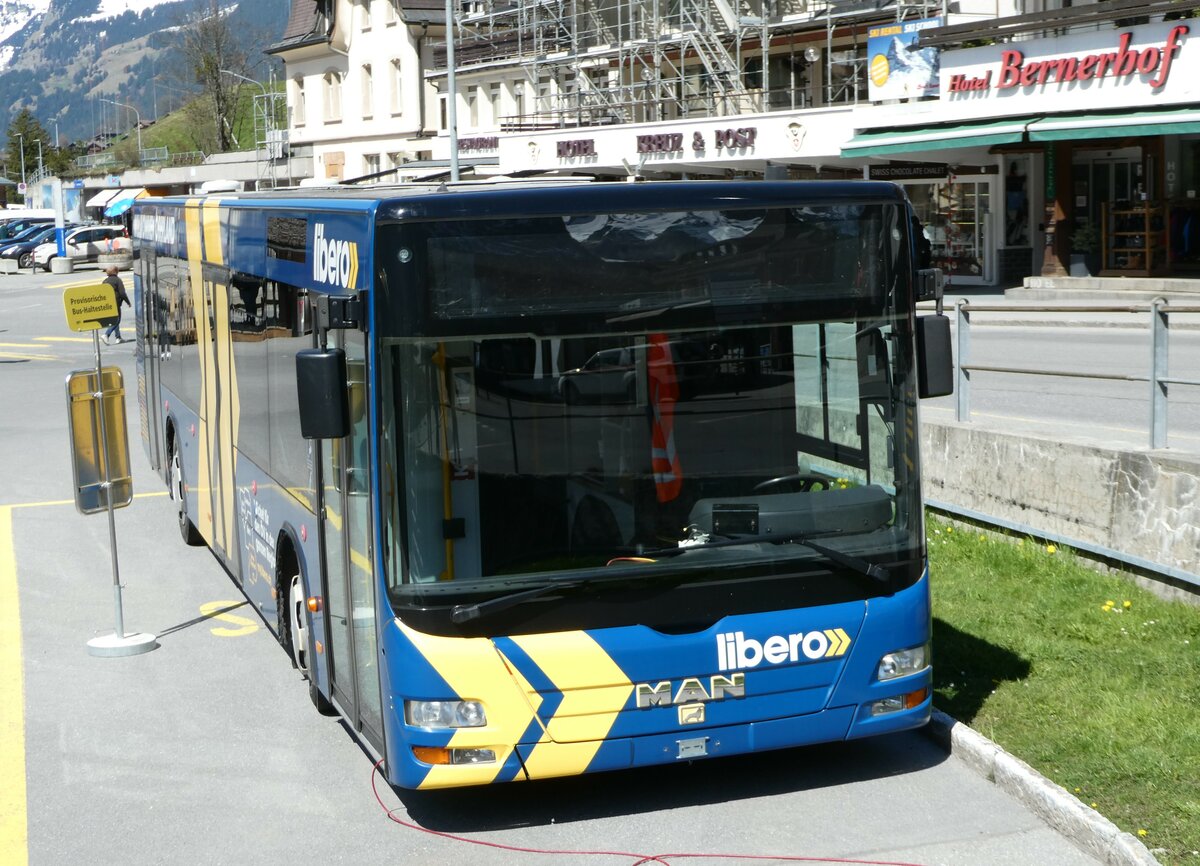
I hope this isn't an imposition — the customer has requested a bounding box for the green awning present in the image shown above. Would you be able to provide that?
[1028,107,1200,141]
[842,117,1036,158]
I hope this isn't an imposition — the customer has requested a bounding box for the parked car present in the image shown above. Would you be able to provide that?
[0,216,54,241]
[32,225,127,271]
[0,224,78,269]
[557,339,710,404]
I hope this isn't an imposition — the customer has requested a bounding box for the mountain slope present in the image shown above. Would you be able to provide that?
[1,0,289,145]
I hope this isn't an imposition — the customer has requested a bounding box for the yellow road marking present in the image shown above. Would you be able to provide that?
[48,279,103,290]
[34,336,93,344]
[0,343,44,349]
[0,490,173,863]
[4,491,168,511]
[0,352,56,362]
[199,601,259,637]
[0,506,28,866]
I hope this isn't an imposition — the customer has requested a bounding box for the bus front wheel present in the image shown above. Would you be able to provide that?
[285,571,336,716]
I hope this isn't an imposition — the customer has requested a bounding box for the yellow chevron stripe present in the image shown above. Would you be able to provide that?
[511,631,631,779]
[348,242,359,289]
[399,623,539,788]
[185,200,214,543]
[823,628,851,657]
[212,278,235,555]
[202,198,225,266]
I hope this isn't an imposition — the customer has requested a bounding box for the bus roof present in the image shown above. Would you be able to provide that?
[139,180,909,222]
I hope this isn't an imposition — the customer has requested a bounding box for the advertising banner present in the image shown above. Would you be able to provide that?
[867,17,942,102]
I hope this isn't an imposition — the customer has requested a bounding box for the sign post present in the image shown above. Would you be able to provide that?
[63,285,157,657]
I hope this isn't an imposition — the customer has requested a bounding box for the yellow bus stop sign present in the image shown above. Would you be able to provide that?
[63,284,118,332]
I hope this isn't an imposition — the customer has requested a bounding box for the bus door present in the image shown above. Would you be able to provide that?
[319,326,384,749]
[139,251,163,473]
[199,263,240,579]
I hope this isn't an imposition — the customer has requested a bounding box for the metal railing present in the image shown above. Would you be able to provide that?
[953,299,1200,450]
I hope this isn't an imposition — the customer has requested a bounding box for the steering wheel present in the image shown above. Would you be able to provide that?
[752,473,829,494]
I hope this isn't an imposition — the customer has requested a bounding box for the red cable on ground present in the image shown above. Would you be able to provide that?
[370,761,929,866]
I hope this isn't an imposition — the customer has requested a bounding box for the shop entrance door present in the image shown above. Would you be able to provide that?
[1073,147,1143,233]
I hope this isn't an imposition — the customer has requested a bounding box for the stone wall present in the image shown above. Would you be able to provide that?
[921,420,1200,599]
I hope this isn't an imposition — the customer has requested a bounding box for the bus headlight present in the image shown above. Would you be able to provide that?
[405,699,487,728]
[877,643,929,681]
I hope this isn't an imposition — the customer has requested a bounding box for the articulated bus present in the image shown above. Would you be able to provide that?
[132,180,952,790]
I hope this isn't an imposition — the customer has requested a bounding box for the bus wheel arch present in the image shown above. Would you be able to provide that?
[275,534,336,715]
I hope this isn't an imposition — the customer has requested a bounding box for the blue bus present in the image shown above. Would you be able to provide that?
[133,180,951,789]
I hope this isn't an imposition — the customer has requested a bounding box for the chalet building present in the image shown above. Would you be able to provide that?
[269,0,1200,284]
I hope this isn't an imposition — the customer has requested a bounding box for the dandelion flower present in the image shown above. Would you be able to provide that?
[946,526,953,534]
[1074,787,1082,794]
[1091,802,1098,809]
[1123,600,1132,609]
[1105,600,1116,608]
[1137,829,1148,838]
[978,534,986,542]
[1046,544,1057,554]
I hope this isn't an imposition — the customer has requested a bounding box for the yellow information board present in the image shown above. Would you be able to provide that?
[63,284,117,332]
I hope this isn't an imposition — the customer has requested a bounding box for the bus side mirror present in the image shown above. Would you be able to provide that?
[297,348,350,439]
[915,315,953,399]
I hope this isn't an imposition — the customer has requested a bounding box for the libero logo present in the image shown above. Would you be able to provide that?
[716,628,851,671]
[312,223,360,290]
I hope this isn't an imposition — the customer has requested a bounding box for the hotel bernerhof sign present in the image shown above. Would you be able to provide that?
[940,19,1198,120]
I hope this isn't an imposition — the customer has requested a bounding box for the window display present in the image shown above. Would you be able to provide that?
[906,180,990,280]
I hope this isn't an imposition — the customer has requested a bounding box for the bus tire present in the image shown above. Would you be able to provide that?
[280,566,336,716]
[170,438,203,546]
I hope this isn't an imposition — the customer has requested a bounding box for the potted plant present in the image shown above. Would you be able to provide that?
[1069,223,1101,276]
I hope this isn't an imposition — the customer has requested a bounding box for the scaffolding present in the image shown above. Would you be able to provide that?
[250,89,290,189]
[430,0,944,131]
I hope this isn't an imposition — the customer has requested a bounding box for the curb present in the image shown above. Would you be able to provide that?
[925,709,1161,866]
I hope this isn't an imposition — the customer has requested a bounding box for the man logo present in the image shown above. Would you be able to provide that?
[313,223,359,290]
[634,674,745,709]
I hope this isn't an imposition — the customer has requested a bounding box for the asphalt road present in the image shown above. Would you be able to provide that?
[0,264,1102,866]
[922,298,1200,454]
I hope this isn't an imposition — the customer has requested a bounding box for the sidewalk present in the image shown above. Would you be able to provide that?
[918,276,1200,328]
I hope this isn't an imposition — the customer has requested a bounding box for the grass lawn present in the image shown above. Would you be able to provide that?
[927,515,1200,865]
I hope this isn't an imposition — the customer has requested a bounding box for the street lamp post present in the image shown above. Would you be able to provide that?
[445,0,460,182]
[220,70,279,187]
[35,139,43,176]
[101,98,142,162]
[15,130,25,188]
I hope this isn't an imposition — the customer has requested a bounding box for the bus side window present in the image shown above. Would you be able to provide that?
[267,281,316,506]
[230,273,270,471]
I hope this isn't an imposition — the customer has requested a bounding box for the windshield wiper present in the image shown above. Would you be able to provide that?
[451,579,587,623]
[648,532,891,584]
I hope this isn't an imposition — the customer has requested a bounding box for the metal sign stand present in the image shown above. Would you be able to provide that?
[85,329,156,657]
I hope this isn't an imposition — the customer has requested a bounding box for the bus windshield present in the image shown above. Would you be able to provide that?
[377,203,922,622]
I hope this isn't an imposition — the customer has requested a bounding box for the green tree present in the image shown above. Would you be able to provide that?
[177,0,250,153]
[5,109,51,186]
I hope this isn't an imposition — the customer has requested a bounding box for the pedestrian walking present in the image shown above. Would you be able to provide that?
[101,264,130,344]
